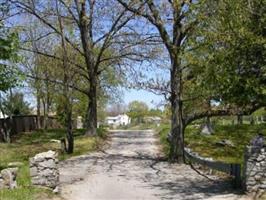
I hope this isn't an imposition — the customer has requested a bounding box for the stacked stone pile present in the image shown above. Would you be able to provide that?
[244,147,266,193]
[0,168,18,189]
[30,150,59,189]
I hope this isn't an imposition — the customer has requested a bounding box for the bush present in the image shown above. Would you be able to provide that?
[97,126,108,139]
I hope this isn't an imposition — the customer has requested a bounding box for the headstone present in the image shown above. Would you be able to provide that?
[201,124,214,135]
[29,150,59,190]
[76,116,83,129]
[251,134,264,149]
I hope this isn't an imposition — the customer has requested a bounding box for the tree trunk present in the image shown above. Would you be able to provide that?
[36,92,41,129]
[77,1,97,136]
[1,119,9,143]
[237,115,243,125]
[4,90,13,143]
[44,74,50,130]
[85,81,97,136]
[206,116,212,128]
[169,56,184,163]
[249,116,255,125]
[1,105,12,143]
[42,99,48,130]
[1,116,11,143]
[6,116,11,143]
[169,106,185,163]
[56,0,74,154]
[201,116,214,135]
[0,98,11,143]
[256,116,259,124]
[65,106,74,154]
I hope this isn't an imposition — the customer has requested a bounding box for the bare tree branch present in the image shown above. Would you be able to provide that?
[11,0,84,56]
[27,74,89,95]
[20,47,88,77]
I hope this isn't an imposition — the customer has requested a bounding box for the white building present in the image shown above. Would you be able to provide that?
[106,114,131,127]
[0,111,7,119]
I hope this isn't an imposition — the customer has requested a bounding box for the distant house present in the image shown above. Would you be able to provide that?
[106,114,131,127]
[0,111,7,119]
[144,116,161,123]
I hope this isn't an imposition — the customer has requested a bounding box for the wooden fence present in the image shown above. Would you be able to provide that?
[0,115,61,140]
[184,148,242,188]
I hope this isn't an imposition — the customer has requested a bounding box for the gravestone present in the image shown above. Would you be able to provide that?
[250,134,264,151]
[201,123,214,135]
[76,116,83,129]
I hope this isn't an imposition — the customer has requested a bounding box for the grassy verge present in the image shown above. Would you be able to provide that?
[158,123,266,164]
[156,124,171,157]
[0,128,107,200]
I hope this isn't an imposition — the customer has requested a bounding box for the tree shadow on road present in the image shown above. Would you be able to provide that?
[150,178,243,200]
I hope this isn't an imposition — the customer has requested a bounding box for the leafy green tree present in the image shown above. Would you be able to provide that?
[0,3,20,142]
[148,108,163,117]
[192,0,265,107]
[119,0,265,162]
[0,26,19,92]
[14,0,148,136]
[2,92,32,115]
[127,101,149,123]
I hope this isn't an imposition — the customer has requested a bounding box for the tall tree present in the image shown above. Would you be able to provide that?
[55,0,74,153]
[12,0,154,136]
[2,91,32,116]
[118,0,266,163]
[127,100,149,123]
[0,26,19,91]
[0,2,20,142]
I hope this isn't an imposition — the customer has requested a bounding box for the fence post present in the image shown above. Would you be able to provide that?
[232,164,241,188]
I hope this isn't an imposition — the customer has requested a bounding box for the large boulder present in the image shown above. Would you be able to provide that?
[0,168,18,189]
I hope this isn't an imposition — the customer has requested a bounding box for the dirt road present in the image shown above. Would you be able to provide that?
[58,130,249,200]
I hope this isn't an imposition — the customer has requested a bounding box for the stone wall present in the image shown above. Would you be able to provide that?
[0,168,18,189]
[243,146,266,194]
[30,150,59,190]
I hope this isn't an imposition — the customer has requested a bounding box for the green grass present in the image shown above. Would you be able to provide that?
[158,123,266,164]
[157,124,171,156]
[0,128,107,200]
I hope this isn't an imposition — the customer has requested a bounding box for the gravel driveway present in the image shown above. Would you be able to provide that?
[58,130,250,200]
